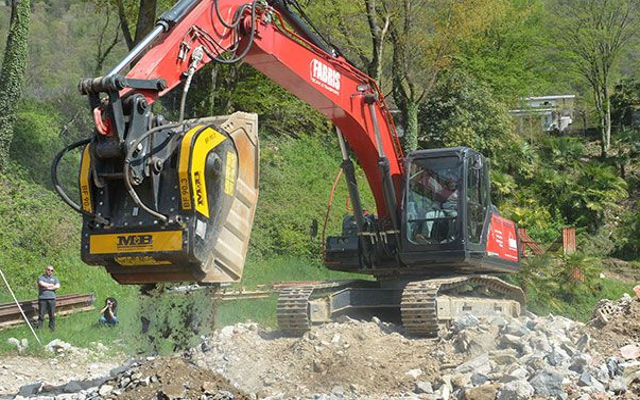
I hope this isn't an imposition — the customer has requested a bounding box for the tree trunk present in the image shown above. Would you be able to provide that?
[593,87,607,158]
[604,83,612,156]
[114,0,134,50]
[134,0,157,45]
[0,0,30,171]
[403,101,419,152]
[364,0,388,84]
[208,64,219,115]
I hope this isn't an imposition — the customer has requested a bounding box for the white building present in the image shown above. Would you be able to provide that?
[510,95,576,133]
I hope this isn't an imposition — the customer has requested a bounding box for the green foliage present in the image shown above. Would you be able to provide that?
[514,253,633,321]
[499,135,627,242]
[250,134,374,259]
[419,72,528,173]
[611,78,640,129]
[0,0,30,170]
[550,0,640,156]
[0,170,134,303]
[614,203,640,259]
[9,99,80,189]
[456,0,555,99]
[229,67,328,138]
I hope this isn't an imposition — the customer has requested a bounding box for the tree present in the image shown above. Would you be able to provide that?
[455,0,552,100]
[304,0,390,84]
[112,0,159,49]
[553,0,639,157]
[386,0,507,152]
[0,0,30,170]
[94,6,122,75]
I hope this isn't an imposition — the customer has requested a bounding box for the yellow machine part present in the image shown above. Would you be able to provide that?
[197,112,260,283]
[88,112,259,285]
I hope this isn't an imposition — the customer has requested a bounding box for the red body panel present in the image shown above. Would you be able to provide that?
[486,214,519,263]
[124,1,404,221]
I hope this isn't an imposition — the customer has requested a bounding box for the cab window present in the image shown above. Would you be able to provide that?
[406,157,461,245]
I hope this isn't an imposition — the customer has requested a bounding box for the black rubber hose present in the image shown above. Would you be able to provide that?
[51,138,109,224]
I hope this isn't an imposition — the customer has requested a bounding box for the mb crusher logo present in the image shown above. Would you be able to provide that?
[89,231,183,254]
[310,59,341,95]
[116,234,153,251]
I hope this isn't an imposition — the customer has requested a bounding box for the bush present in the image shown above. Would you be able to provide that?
[9,100,78,189]
[514,252,611,321]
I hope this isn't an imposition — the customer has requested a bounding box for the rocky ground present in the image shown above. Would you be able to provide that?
[2,294,640,400]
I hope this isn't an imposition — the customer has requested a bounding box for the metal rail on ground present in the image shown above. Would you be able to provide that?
[0,293,96,330]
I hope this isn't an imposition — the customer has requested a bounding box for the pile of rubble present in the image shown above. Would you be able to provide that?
[12,357,250,400]
[588,293,640,359]
[8,293,640,400]
[186,309,640,399]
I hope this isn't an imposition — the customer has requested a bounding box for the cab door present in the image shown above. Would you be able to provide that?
[464,152,490,254]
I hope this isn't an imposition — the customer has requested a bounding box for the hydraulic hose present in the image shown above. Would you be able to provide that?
[123,122,184,223]
[51,138,109,225]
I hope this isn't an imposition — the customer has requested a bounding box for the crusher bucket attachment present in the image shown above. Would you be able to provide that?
[77,112,259,284]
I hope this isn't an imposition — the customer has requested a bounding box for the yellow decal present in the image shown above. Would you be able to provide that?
[79,145,93,212]
[89,231,183,254]
[225,151,237,196]
[178,125,204,211]
[114,256,172,266]
[189,127,227,218]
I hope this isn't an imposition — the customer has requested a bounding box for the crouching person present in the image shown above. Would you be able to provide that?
[98,297,118,326]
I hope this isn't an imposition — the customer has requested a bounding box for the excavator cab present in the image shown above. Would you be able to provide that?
[401,147,519,274]
[325,147,519,276]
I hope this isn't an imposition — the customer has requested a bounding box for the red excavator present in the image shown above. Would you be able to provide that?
[52,0,525,336]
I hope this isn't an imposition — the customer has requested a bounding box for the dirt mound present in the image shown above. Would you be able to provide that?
[588,294,640,357]
[111,357,250,400]
[190,317,462,398]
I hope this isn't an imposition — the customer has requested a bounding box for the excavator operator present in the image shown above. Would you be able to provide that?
[407,160,460,245]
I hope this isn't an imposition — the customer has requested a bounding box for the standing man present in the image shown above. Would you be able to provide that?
[37,265,60,331]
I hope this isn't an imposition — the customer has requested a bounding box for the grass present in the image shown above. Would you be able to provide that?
[0,294,139,357]
[215,295,279,329]
[240,255,368,288]
[0,255,363,356]
[526,278,636,322]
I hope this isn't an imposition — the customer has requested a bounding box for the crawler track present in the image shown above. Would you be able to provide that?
[276,286,314,335]
[277,276,525,337]
[399,282,439,336]
[401,275,526,337]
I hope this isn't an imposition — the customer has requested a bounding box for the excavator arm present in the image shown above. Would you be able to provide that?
[100,0,404,220]
[54,0,406,284]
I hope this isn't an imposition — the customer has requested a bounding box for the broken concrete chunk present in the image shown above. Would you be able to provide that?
[497,379,534,400]
[529,368,565,398]
[455,353,490,375]
[405,368,423,379]
[619,344,640,360]
[414,381,433,394]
